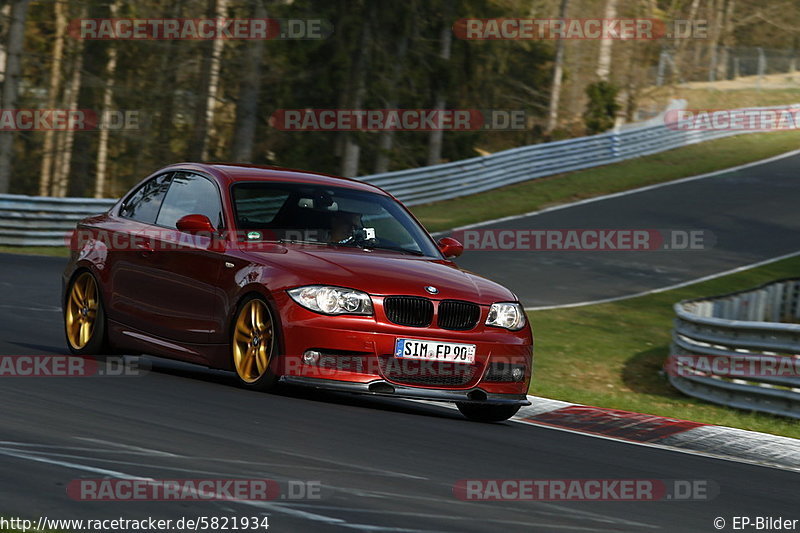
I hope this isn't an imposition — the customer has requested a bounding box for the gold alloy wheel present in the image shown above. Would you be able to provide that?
[65,272,99,350]
[233,299,275,383]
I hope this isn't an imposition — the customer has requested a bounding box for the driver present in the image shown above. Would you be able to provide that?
[330,211,362,243]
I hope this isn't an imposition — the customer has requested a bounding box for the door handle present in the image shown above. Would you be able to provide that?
[135,238,154,257]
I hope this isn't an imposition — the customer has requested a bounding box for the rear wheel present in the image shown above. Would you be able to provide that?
[232,296,279,391]
[64,271,107,355]
[456,402,521,422]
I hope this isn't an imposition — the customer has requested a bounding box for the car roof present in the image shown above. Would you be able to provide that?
[160,162,391,196]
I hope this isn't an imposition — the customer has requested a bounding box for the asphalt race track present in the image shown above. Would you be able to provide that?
[455,152,800,307]
[1,155,799,532]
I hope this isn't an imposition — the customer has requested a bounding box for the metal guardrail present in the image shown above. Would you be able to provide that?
[0,195,117,246]
[1,101,797,246]
[669,278,800,419]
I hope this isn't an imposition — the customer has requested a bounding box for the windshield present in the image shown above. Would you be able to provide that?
[232,182,440,257]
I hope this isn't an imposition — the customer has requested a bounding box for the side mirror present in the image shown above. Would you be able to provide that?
[176,214,215,235]
[438,237,464,259]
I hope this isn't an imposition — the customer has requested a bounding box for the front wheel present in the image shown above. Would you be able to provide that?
[456,402,521,423]
[231,296,279,391]
[64,271,107,355]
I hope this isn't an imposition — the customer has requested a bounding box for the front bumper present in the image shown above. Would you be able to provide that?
[273,292,534,397]
[280,376,531,405]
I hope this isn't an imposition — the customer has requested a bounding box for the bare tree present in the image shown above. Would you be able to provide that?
[374,33,409,174]
[716,0,736,80]
[52,39,84,197]
[546,0,570,133]
[52,3,87,198]
[707,0,724,81]
[0,0,30,194]
[426,0,453,167]
[189,0,228,161]
[0,2,11,86]
[595,0,618,81]
[39,0,67,196]
[94,0,122,198]
[231,0,266,162]
[340,11,371,177]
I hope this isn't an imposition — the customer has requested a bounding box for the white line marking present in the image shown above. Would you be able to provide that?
[524,250,800,310]
[74,437,179,457]
[277,503,650,531]
[509,417,800,473]
[443,148,800,233]
[415,396,798,472]
[0,447,145,479]
[0,445,354,527]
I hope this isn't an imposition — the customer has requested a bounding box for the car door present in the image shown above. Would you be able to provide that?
[142,171,226,348]
[107,171,174,337]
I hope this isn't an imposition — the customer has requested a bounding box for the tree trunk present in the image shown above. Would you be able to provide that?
[0,0,30,194]
[153,0,185,167]
[0,3,11,87]
[546,0,569,133]
[340,10,371,177]
[189,0,228,161]
[426,1,453,167]
[374,34,409,174]
[707,0,724,81]
[52,38,85,197]
[715,0,735,80]
[595,0,618,81]
[38,0,66,196]
[94,0,121,198]
[672,0,701,82]
[231,0,266,162]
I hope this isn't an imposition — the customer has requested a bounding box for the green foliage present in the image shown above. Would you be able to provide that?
[583,80,620,134]
[10,0,556,196]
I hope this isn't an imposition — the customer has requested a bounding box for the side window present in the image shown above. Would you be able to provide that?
[119,173,172,224]
[156,172,223,229]
[233,185,291,227]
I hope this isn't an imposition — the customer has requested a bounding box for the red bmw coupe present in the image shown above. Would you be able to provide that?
[63,164,533,421]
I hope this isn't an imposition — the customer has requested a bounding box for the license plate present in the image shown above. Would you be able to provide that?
[394,338,476,363]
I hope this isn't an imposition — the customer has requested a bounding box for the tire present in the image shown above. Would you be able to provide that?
[456,402,521,423]
[231,295,279,391]
[64,271,108,356]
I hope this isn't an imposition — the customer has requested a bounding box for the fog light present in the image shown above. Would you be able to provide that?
[511,367,525,382]
[303,350,321,365]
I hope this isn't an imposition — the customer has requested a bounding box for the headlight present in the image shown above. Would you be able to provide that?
[288,285,374,316]
[485,302,526,331]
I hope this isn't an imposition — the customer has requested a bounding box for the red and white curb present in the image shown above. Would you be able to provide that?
[513,396,800,472]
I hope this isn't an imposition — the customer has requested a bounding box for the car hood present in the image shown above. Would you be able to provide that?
[242,245,517,304]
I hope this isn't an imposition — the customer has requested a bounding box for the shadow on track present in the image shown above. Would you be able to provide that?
[139,354,471,422]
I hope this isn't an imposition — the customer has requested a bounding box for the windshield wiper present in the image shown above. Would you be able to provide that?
[278,238,331,247]
[362,244,425,256]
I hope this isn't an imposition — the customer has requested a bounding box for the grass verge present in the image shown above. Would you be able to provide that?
[528,254,800,439]
[411,130,800,233]
[0,246,69,257]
